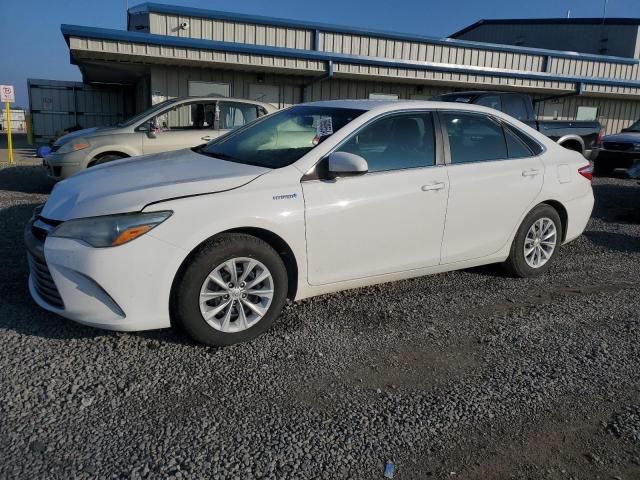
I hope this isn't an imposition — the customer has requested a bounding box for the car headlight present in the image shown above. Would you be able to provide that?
[51,211,172,247]
[633,144,640,151]
[56,138,90,154]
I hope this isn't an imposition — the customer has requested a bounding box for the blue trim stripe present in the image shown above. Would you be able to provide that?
[61,24,640,90]
[126,2,639,65]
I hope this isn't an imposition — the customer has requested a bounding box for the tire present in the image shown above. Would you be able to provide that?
[173,233,288,346]
[504,204,563,278]
[88,154,125,168]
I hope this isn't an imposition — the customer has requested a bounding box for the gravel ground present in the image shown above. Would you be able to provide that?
[0,164,639,479]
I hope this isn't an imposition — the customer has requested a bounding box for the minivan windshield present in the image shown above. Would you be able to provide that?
[199,105,365,169]
[116,99,178,128]
[627,119,640,132]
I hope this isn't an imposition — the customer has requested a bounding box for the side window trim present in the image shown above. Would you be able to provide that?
[302,109,444,182]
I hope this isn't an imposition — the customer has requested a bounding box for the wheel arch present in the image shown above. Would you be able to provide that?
[557,135,585,154]
[87,150,131,167]
[538,200,569,242]
[170,227,299,312]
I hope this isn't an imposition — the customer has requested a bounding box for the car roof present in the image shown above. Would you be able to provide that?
[171,96,277,111]
[302,99,506,115]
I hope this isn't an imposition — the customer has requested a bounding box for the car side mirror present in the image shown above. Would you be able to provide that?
[327,151,368,178]
[146,122,157,139]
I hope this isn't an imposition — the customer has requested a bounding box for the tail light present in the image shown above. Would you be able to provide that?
[596,130,603,146]
[578,165,593,181]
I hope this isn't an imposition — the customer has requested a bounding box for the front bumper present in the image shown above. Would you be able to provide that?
[24,216,186,331]
[44,152,85,180]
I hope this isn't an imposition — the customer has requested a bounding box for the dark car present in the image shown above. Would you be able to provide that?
[593,120,640,176]
[434,91,602,160]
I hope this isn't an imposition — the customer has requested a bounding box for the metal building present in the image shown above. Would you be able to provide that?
[450,18,640,58]
[28,79,129,143]
[55,3,640,137]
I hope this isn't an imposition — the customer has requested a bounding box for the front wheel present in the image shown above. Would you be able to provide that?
[173,234,288,346]
[88,154,125,168]
[504,205,562,278]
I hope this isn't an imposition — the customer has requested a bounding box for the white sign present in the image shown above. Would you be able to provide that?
[0,85,15,103]
[317,117,334,137]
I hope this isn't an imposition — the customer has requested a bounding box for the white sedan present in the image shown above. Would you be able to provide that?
[25,100,594,346]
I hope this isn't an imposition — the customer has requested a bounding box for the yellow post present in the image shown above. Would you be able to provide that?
[5,102,13,165]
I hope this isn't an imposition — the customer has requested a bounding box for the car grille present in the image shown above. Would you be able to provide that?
[26,215,65,309]
[603,142,635,152]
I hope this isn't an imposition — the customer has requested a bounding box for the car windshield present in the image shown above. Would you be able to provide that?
[627,120,640,132]
[116,99,178,128]
[199,105,365,169]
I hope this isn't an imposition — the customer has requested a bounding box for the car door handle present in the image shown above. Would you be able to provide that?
[421,182,446,192]
[201,135,214,141]
[522,169,541,177]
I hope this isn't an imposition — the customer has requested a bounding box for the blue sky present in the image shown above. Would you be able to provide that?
[1,0,639,107]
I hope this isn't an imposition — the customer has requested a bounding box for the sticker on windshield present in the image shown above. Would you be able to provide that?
[317,117,334,137]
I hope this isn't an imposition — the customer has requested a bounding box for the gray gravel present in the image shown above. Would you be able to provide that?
[1,164,640,479]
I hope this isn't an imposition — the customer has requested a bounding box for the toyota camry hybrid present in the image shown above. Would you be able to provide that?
[25,100,594,346]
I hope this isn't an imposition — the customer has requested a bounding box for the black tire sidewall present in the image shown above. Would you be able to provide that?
[507,205,563,278]
[175,234,288,346]
[89,155,123,167]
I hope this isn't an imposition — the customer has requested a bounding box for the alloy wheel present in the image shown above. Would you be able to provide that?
[199,257,274,333]
[523,217,557,269]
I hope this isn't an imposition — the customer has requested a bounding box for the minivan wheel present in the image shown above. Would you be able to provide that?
[173,234,288,346]
[88,154,125,168]
[504,205,562,278]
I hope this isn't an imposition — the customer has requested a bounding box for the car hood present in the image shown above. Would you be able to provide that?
[53,127,116,146]
[602,132,640,144]
[42,149,269,221]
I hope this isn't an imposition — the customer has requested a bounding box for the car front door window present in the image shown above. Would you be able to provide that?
[218,102,259,130]
[336,113,436,172]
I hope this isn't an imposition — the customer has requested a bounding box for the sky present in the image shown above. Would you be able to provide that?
[1,0,639,108]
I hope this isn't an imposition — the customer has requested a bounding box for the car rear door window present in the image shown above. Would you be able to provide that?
[336,112,436,173]
[443,112,508,164]
[504,125,534,158]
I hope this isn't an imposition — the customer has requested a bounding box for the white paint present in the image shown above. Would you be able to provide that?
[29,100,595,332]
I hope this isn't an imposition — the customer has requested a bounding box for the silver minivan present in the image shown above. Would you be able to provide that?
[44,97,277,180]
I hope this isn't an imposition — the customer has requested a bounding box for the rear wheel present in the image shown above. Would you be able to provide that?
[173,234,288,346]
[504,205,562,278]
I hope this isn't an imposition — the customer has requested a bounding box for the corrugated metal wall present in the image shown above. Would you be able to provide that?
[141,14,640,90]
[453,23,640,59]
[149,66,305,108]
[149,12,313,49]
[534,96,640,135]
[28,79,128,143]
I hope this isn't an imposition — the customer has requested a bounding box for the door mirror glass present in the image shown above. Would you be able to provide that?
[328,151,368,177]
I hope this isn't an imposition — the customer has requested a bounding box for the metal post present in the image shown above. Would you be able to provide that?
[6,102,13,165]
